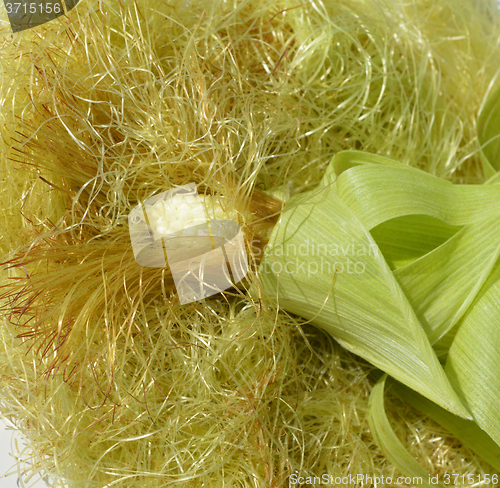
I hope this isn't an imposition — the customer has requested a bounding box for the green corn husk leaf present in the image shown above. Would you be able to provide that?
[392,378,500,471]
[334,152,500,345]
[393,212,500,345]
[436,81,500,447]
[370,215,461,270]
[259,153,476,419]
[329,152,500,228]
[259,150,500,420]
[445,259,500,446]
[368,374,445,488]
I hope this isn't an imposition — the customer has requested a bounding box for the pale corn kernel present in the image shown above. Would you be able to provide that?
[146,194,238,240]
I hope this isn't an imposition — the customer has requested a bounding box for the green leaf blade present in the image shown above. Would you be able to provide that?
[368,374,445,488]
[445,259,500,445]
[259,183,471,419]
